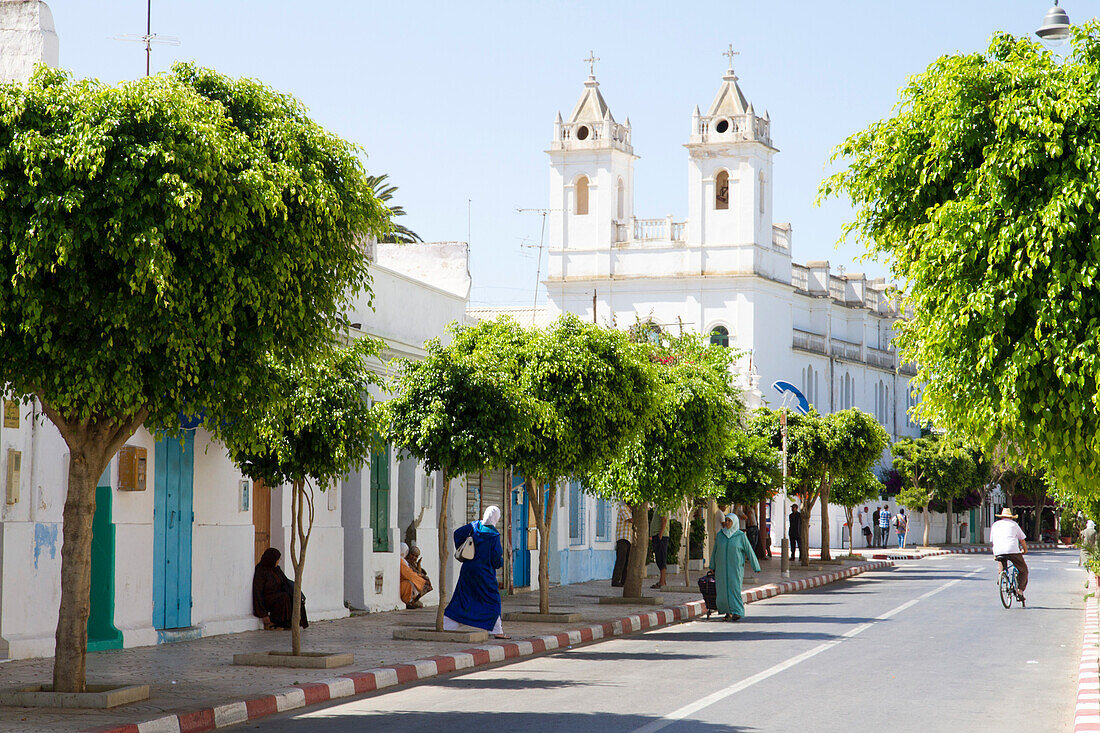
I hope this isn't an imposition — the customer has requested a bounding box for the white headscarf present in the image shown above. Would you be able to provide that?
[400,542,409,558]
[721,513,740,537]
[482,505,502,527]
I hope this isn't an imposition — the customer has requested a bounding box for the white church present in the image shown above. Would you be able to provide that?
[475,51,944,553]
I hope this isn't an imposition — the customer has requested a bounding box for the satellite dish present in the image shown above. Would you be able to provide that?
[772,381,809,415]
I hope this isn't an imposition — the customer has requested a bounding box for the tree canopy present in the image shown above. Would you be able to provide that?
[821,24,1100,500]
[0,64,390,693]
[713,429,779,508]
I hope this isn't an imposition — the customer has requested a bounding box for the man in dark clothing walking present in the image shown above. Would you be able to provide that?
[788,504,802,560]
[872,507,882,548]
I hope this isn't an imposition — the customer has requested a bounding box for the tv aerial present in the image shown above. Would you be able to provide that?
[113,0,180,77]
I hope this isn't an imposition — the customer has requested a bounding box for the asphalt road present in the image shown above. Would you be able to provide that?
[240,550,1084,733]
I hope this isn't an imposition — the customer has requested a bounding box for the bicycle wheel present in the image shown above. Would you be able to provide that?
[999,571,1013,609]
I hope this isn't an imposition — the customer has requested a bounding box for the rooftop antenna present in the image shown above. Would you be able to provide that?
[114,0,180,76]
[516,207,562,325]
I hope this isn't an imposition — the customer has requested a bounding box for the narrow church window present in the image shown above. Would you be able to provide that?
[617,178,625,220]
[575,176,589,216]
[709,326,730,348]
[715,170,729,210]
[759,171,766,214]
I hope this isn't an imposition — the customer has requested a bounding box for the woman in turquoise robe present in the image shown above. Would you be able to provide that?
[710,513,761,621]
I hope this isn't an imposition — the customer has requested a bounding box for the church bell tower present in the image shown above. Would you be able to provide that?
[685,46,776,249]
[547,53,636,263]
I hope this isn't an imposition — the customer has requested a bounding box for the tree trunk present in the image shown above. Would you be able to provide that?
[52,446,107,692]
[525,476,556,615]
[704,499,719,567]
[820,490,831,561]
[47,404,146,694]
[623,503,650,598]
[944,497,954,546]
[435,469,451,632]
[680,499,691,588]
[922,506,931,547]
[844,506,855,555]
[1034,506,1043,542]
[289,479,315,656]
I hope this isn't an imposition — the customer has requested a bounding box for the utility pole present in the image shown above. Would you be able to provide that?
[780,409,790,578]
[592,291,597,324]
[114,0,180,76]
[516,207,561,325]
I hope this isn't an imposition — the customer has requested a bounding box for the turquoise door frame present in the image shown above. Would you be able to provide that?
[511,473,529,588]
[153,433,195,630]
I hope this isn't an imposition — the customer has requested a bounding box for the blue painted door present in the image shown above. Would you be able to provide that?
[153,433,195,630]
[511,473,529,588]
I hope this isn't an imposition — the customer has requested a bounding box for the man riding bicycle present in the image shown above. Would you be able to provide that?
[991,507,1028,603]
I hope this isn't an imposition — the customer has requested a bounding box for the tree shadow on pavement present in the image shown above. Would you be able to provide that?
[553,650,714,661]
[638,630,839,642]
[440,677,599,691]
[740,615,875,625]
[259,710,756,732]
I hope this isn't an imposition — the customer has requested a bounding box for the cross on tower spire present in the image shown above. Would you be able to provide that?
[723,43,740,73]
[584,50,600,78]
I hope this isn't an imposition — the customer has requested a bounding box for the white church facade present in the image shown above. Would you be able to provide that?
[540,56,931,551]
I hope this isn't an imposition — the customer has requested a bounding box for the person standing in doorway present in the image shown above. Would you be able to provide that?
[873,507,882,547]
[788,504,802,560]
[649,509,669,589]
[612,501,632,587]
[858,506,873,548]
[879,505,892,548]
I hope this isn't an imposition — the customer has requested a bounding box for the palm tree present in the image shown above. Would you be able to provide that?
[366,174,422,244]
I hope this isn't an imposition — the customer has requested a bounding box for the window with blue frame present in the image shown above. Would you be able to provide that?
[595,496,610,541]
[568,480,584,545]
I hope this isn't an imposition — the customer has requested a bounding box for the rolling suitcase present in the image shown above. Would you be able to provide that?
[698,570,717,618]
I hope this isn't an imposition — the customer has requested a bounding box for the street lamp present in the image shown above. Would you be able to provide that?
[1036,1,1072,42]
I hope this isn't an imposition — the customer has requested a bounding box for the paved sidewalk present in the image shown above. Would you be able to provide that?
[1077,572,1099,733]
[0,555,881,733]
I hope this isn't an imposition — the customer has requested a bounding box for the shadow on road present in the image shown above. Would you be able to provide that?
[741,615,875,625]
[261,710,757,732]
[439,677,598,691]
[637,630,840,642]
[554,650,714,661]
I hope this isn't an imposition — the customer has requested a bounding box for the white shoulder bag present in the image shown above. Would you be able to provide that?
[455,534,475,562]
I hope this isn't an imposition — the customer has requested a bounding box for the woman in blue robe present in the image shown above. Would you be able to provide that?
[710,513,761,622]
[444,506,508,638]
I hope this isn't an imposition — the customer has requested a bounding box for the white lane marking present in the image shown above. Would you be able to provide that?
[629,568,983,733]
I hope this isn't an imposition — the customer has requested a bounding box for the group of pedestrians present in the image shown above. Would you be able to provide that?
[856,504,908,548]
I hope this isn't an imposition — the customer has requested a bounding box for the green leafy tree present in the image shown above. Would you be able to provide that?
[587,333,742,595]
[934,439,980,544]
[0,65,387,692]
[1015,470,1051,541]
[821,25,1100,501]
[832,470,884,553]
[818,409,891,560]
[715,430,779,508]
[384,318,536,631]
[512,315,662,611]
[749,408,831,566]
[223,341,383,656]
[894,437,938,546]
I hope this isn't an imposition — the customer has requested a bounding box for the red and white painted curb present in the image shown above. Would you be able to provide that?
[83,560,892,733]
[870,542,1064,561]
[1076,574,1100,733]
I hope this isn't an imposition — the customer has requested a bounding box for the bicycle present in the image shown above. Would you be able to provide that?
[997,558,1025,609]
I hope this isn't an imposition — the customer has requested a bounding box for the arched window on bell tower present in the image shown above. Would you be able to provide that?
[715,170,729,210]
[575,175,590,216]
[709,325,730,347]
[616,177,625,220]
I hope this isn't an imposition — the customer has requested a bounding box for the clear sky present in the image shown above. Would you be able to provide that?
[45,1,1077,306]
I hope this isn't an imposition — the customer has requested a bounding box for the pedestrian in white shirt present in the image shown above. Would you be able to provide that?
[990,508,1029,601]
[857,506,872,548]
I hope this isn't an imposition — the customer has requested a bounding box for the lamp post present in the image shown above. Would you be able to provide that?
[1036,1,1072,41]
[780,410,790,578]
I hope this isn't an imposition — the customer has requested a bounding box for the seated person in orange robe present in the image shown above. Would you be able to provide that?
[400,542,432,608]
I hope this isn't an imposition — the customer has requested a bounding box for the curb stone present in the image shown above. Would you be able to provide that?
[1076,574,1100,733]
[82,560,893,733]
[869,542,1063,561]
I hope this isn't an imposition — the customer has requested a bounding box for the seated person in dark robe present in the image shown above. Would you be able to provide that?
[252,547,308,630]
